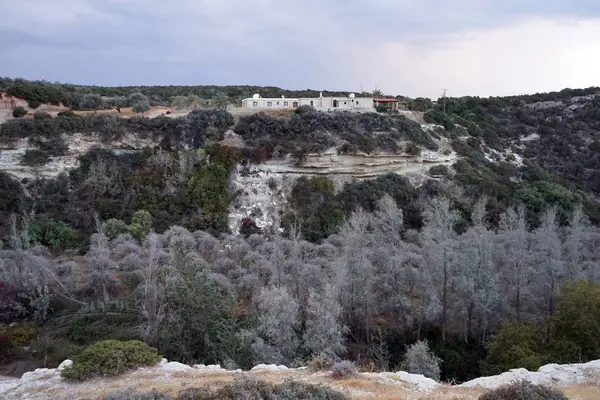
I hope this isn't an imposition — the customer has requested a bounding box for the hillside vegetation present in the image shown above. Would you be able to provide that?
[1,79,600,389]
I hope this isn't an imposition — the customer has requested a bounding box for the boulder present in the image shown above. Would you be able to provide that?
[251,364,289,372]
[57,359,73,371]
[161,361,192,372]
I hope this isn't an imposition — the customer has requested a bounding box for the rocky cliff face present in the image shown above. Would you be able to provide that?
[228,145,457,234]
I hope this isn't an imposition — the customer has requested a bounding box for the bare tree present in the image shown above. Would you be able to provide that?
[303,284,347,359]
[137,233,168,346]
[495,205,531,322]
[421,197,459,342]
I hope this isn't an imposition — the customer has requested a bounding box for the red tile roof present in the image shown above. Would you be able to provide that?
[373,98,398,102]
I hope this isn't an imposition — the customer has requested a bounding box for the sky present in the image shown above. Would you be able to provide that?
[1,0,600,99]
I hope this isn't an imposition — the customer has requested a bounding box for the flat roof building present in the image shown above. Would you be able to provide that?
[242,93,374,111]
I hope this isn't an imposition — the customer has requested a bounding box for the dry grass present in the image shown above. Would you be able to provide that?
[13,368,598,400]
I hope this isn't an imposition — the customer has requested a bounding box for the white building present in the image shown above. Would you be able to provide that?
[241,92,374,111]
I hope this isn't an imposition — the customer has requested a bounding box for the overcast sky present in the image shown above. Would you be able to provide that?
[1,0,599,99]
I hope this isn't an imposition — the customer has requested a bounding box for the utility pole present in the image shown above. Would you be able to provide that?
[442,89,448,115]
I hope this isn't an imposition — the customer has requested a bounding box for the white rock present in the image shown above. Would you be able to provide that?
[161,362,192,372]
[251,364,289,371]
[459,359,600,390]
[57,359,73,371]
[158,358,168,366]
[193,364,224,372]
[20,368,59,382]
[394,371,440,391]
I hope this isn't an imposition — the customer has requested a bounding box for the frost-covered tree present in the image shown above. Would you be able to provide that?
[246,286,299,365]
[400,340,442,381]
[303,284,347,359]
[137,233,168,346]
[455,197,500,341]
[530,206,564,321]
[337,208,376,343]
[87,232,120,304]
[421,197,459,341]
[495,205,532,322]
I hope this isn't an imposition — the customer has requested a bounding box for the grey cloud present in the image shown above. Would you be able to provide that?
[1,0,599,94]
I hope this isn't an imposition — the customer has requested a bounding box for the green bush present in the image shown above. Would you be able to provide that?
[21,149,51,166]
[477,380,568,400]
[29,217,80,250]
[33,110,52,120]
[550,280,600,363]
[61,340,162,381]
[481,323,544,376]
[178,376,349,400]
[429,165,449,177]
[103,218,129,239]
[0,322,40,347]
[12,106,27,118]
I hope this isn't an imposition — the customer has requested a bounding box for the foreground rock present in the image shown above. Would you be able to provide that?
[459,359,600,389]
[1,359,599,400]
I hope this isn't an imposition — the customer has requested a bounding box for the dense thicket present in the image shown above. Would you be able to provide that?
[428,89,600,206]
[2,196,599,382]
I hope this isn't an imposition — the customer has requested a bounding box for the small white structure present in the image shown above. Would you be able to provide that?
[242,93,374,111]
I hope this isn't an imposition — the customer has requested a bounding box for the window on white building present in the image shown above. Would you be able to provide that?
[252,101,258,107]
[356,101,359,105]
[310,101,314,106]
[284,101,288,106]
[267,101,272,107]
[277,101,280,105]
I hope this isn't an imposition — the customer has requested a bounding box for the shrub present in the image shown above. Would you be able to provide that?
[28,99,42,109]
[477,380,568,400]
[33,110,52,120]
[550,280,600,363]
[133,100,151,114]
[28,217,80,250]
[178,375,349,400]
[429,165,449,176]
[308,353,333,372]
[480,323,544,376]
[330,360,358,380]
[102,389,173,400]
[12,106,27,118]
[103,218,129,239]
[60,340,162,381]
[400,340,442,382]
[57,110,76,117]
[21,149,51,166]
[0,322,39,347]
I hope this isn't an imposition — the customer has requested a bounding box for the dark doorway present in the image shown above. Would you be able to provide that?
[333,100,338,107]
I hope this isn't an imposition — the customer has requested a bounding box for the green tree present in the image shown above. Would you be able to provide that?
[127,210,153,240]
[12,106,27,118]
[163,241,226,363]
[132,100,151,114]
[550,280,600,363]
[481,322,544,375]
[212,91,229,109]
[102,218,128,240]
